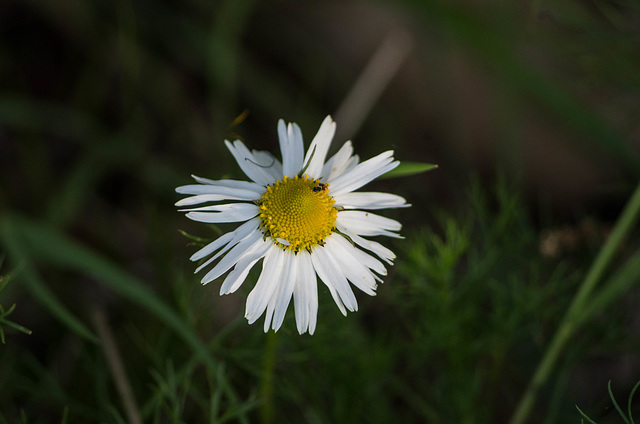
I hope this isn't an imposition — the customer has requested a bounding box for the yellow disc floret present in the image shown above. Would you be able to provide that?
[258,174,338,252]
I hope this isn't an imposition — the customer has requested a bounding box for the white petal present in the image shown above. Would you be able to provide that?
[310,243,358,315]
[333,192,409,210]
[293,251,318,335]
[301,116,336,179]
[336,224,396,265]
[176,194,254,206]
[323,235,378,296]
[185,203,259,223]
[265,251,297,332]
[197,227,261,281]
[189,177,265,193]
[245,246,285,324]
[175,184,262,205]
[219,238,270,294]
[225,140,278,185]
[279,120,305,177]
[176,183,262,196]
[277,120,291,174]
[252,149,282,180]
[336,210,403,238]
[322,141,356,180]
[289,123,305,171]
[328,151,399,196]
[191,220,257,274]
[343,238,388,277]
[191,232,234,263]
[190,217,261,262]
[220,257,260,294]
[200,230,263,284]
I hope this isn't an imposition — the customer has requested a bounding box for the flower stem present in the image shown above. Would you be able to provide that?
[260,330,279,424]
[509,181,640,424]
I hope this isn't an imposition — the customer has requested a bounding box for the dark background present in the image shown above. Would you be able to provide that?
[1,0,640,423]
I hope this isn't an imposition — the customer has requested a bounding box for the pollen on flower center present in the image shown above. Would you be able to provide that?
[258,174,338,252]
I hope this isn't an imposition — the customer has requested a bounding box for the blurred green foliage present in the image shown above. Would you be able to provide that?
[0,267,32,344]
[1,177,638,423]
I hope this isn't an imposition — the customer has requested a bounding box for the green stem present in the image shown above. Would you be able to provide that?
[0,317,32,335]
[260,331,279,424]
[509,181,640,424]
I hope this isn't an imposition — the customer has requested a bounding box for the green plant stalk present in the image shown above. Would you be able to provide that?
[607,380,630,424]
[260,331,278,424]
[0,315,32,336]
[509,181,640,424]
[628,380,640,423]
[580,249,640,323]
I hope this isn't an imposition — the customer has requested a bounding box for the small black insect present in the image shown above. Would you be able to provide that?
[312,182,328,192]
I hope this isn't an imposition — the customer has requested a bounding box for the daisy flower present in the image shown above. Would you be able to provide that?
[176,116,408,334]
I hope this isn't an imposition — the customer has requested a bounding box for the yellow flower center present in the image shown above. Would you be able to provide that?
[258,174,338,252]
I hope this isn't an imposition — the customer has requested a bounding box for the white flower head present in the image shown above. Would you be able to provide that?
[176,116,409,334]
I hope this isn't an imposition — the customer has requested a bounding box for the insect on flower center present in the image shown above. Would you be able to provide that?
[258,174,337,252]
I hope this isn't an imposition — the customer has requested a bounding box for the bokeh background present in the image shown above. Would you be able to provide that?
[1,0,640,423]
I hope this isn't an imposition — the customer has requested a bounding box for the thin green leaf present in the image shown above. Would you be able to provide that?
[576,405,599,424]
[380,162,438,179]
[209,364,225,423]
[0,273,9,293]
[579,248,640,324]
[219,398,262,424]
[628,380,640,424]
[3,303,16,316]
[0,318,32,336]
[60,407,69,424]
[178,229,213,244]
[609,380,631,424]
[298,145,316,177]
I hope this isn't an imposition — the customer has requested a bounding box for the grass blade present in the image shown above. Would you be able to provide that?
[7,214,217,370]
[579,249,640,323]
[608,380,631,424]
[575,405,599,424]
[0,217,98,342]
[509,181,640,424]
[629,380,640,424]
